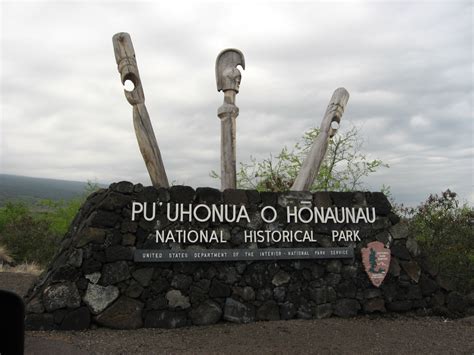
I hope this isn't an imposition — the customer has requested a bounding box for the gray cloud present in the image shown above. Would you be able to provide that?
[1,1,472,206]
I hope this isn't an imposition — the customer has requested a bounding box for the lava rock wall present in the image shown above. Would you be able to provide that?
[24,182,469,330]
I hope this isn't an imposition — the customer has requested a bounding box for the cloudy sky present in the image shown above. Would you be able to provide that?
[1,1,472,206]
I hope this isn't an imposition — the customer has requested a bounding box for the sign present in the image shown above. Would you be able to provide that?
[135,247,354,262]
[361,241,390,287]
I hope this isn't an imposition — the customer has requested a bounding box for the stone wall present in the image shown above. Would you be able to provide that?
[24,182,469,330]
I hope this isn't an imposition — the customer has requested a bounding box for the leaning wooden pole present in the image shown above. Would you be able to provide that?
[216,49,245,190]
[112,32,169,188]
[291,88,350,191]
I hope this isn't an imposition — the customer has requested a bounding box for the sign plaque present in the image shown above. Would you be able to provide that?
[135,247,354,262]
[361,241,391,287]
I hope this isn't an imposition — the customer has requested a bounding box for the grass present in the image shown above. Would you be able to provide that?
[0,244,13,264]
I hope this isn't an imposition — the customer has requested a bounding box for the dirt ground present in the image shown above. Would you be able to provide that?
[2,272,473,355]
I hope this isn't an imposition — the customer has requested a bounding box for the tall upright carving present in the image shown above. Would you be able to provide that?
[113,32,169,188]
[291,88,350,191]
[215,49,245,190]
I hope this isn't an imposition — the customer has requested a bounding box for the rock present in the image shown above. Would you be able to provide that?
[311,264,325,278]
[330,192,354,208]
[391,245,411,260]
[419,275,439,296]
[100,192,132,210]
[364,289,382,299]
[273,287,286,303]
[223,189,248,205]
[375,231,391,245]
[166,290,190,309]
[278,191,312,207]
[53,309,67,324]
[68,249,83,267]
[406,238,420,256]
[430,292,445,308]
[233,286,255,301]
[389,222,409,240]
[326,260,342,273]
[420,258,438,277]
[95,297,143,329]
[122,233,136,246]
[257,287,273,301]
[82,259,102,274]
[272,270,291,286]
[210,279,231,298]
[105,246,133,262]
[190,300,222,325]
[85,272,101,284]
[25,314,56,330]
[43,282,81,312]
[169,185,195,203]
[466,292,474,306]
[196,187,222,204]
[260,192,277,205]
[400,261,421,283]
[223,298,254,324]
[447,292,467,313]
[436,274,455,291]
[334,299,360,318]
[246,190,261,205]
[313,192,332,208]
[341,265,357,279]
[60,307,91,330]
[125,282,144,299]
[389,258,401,277]
[256,301,280,321]
[325,273,341,286]
[297,304,312,319]
[171,274,193,291]
[336,281,357,298]
[387,300,412,312]
[280,302,297,320]
[310,287,327,304]
[113,181,134,194]
[132,268,154,287]
[144,310,187,329]
[50,265,81,283]
[76,227,107,247]
[313,303,333,319]
[366,192,391,216]
[26,297,44,314]
[83,283,119,314]
[364,298,386,313]
[100,261,130,285]
[89,210,120,228]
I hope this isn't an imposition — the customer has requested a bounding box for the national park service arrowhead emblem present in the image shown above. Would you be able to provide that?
[361,241,391,287]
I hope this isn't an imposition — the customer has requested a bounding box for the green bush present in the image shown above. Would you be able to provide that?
[401,190,474,293]
[0,202,30,232]
[0,214,62,266]
[0,182,98,266]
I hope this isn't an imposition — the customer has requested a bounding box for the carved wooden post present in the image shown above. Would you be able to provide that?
[291,88,350,191]
[216,49,245,190]
[112,32,169,188]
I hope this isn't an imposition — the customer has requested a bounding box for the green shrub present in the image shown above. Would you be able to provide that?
[0,182,98,266]
[38,198,83,235]
[401,190,474,293]
[0,202,30,232]
[0,214,62,266]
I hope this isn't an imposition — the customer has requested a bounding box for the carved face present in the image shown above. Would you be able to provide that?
[222,67,242,92]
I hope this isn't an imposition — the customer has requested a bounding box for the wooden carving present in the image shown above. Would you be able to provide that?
[112,32,169,188]
[216,49,245,190]
[291,88,349,191]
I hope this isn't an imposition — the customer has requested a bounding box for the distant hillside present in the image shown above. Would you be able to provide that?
[0,174,107,206]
